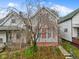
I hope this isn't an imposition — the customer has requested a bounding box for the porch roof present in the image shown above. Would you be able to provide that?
[0,26,23,30]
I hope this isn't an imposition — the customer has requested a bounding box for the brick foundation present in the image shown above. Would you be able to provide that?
[72,37,79,45]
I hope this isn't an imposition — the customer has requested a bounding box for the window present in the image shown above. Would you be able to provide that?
[48,32,51,38]
[41,28,46,38]
[0,38,3,43]
[11,19,16,23]
[16,32,21,39]
[42,32,46,38]
[77,28,79,37]
[64,28,68,32]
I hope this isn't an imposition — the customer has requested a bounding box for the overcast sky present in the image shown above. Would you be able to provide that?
[0,0,79,16]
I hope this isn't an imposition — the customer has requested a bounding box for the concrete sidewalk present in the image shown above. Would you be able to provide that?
[58,46,73,59]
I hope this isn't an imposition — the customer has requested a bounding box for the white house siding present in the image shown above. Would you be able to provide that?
[3,15,25,28]
[72,28,77,37]
[0,31,6,43]
[72,12,79,37]
[59,20,72,42]
[32,10,57,41]
[72,12,79,26]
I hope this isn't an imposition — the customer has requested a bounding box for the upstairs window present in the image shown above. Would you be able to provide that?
[11,19,16,23]
[64,28,68,32]
[0,38,3,43]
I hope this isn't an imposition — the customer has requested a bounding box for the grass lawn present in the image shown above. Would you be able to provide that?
[23,46,65,59]
[0,46,65,59]
[62,39,79,59]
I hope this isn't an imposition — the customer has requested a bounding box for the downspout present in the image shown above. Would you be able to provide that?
[71,18,72,42]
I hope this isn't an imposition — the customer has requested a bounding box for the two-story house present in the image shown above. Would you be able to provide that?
[31,7,59,46]
[0,10,29,48]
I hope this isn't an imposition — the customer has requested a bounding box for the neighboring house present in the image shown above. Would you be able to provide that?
[59,8,79,45]
[31,7,59,46]
[0,10,29,48]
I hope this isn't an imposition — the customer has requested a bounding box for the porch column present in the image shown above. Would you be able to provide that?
[6,31,8,42]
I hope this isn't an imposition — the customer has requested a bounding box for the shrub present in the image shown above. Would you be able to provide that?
[14,52,20,56]
[24,45,38,57]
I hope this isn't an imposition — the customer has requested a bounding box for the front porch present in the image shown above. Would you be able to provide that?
[0,26,27,50]
[36,31,58,46]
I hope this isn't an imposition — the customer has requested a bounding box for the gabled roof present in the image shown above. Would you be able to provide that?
[0,10,28,26]
[0,10,30,30]
[30,7,59,19]
[0,13,10,25]
[46,7,59,17]
[59,8,79,23]
[0,11,19,26]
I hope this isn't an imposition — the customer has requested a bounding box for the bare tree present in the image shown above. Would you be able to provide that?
[24,0,58,47]
[24,0,41,46]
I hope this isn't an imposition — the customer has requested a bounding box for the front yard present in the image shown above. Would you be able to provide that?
[0,46,65,59]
